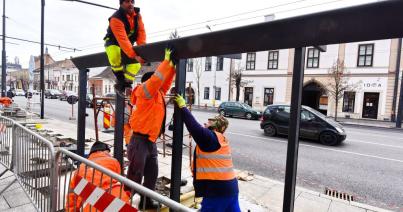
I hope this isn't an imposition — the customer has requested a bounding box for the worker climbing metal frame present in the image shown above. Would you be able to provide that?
[72,1,403,210]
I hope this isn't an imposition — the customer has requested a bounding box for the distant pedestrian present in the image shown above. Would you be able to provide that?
[173,95,241,212]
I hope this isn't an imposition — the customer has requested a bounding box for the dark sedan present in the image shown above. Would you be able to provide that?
[260,105,346,146]
[218,101,261,120]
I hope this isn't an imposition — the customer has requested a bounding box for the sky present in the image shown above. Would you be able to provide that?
[1,0,380,68]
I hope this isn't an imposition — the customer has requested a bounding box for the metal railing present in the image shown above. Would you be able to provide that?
[55,148,194,212]
[0,116,194,212]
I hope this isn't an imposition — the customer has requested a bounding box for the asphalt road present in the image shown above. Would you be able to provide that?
[12,96,403,211]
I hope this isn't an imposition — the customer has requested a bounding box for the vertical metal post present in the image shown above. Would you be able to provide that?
[1,0,6,97]
[40,0,45,119]
[283,47,305,212]
[169,59,186,206]
[392,38,402,122]
[228,58,233,101]
[114,91,124,167]
[91,86,99,142]
[396,68,403,128]
[77,68,88,157]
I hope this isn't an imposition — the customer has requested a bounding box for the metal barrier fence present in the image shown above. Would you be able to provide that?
[0,115,57,212]
[0,116,194,212]
[0,116,13,170]
[55,148,194,212]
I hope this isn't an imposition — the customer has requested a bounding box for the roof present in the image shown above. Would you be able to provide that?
[33,58,76,72]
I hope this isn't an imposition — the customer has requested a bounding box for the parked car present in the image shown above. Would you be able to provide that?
[86,94,102,108]
[218,101,261,120]
[15,89,25,96]
[260,105,346,146]
[59,91,77,101]
[44,89,62,99]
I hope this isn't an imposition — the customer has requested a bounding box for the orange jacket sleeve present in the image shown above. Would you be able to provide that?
[138,61,174,99]
[136,14,146,45]
[160,65,176,95]
[110,17,137,58]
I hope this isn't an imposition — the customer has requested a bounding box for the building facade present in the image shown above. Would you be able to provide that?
[185,38,403,121]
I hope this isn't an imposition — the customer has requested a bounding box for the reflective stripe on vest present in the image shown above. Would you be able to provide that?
[195,131,236,181]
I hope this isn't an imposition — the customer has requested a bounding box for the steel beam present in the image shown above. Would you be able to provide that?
[169,59,186,206]
[71,0,403,69]
[77,68,88,157]
[114,91,124,167]
[283,47,305,212]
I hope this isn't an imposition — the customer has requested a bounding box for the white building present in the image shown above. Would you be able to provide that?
[185,38,403,121]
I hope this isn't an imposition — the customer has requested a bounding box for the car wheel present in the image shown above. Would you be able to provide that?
[264,124,276,137]
[219,110,226,116]
[319,131,339,146]
[245,112,252,120]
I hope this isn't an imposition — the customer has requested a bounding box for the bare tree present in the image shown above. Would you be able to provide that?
[169,29,180,40]
[228,62,251,101]
[327,59,357,121]
[193,58,203,106]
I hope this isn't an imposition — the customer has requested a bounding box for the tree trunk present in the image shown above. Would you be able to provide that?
[197,82,200,107]
[236,85,240,101]
[334,100,338,121]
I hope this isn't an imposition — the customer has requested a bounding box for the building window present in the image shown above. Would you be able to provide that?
[268,51,279,69]
[357,44,374,67]
[204,87,210,99]
[307,48,320,68]
[216,57,224,71]
[205,57,212,71]
[246,53,256,70]
[66,75,71,81]
[109,85,111,93]
[215,87,221,100]
[342,92,355,113]
[105,85,108,94]
[62,75,65,81]
[264,88,274,106]
[186,59,193,72]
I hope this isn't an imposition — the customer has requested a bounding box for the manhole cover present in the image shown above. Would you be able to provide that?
[325,187,354,201]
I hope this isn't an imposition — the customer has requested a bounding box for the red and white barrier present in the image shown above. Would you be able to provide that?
[73,175,137,212]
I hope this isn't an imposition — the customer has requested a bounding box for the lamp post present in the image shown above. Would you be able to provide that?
[40,0,45,119]
[1,0,6,97]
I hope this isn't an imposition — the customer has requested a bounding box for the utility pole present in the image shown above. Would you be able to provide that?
[392,38,402,122]
[40,0,45,119]
[1,0,6,97]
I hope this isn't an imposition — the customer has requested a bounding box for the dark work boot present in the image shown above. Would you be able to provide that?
[138,195,160,210]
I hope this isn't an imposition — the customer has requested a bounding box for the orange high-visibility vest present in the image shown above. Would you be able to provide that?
[129,60,175,142]
[194,131,236,181]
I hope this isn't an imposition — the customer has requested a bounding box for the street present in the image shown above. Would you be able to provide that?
[13,96,403,211]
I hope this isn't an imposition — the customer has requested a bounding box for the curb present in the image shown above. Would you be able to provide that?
[340,122,403,132]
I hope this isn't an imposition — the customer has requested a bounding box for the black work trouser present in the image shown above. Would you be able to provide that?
[127,134,158,192]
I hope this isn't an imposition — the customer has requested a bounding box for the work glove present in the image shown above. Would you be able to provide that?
[164,47,176,67]
[174,94,186,108]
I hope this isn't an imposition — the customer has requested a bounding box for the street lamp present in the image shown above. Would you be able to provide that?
[1,0,6,97]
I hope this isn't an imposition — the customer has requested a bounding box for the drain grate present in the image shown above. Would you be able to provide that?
[325,188,354,201]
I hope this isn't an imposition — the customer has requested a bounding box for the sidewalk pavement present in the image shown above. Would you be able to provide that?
[1,116,394,212]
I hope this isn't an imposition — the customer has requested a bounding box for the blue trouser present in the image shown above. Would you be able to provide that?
[201,195,241,212]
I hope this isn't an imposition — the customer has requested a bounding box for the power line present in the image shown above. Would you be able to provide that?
[0,35,81,51]
[148,0,347,39]
[147,0,310,36]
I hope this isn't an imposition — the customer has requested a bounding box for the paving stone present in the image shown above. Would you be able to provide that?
[329,201,366,212]
[294,192,331,212]
[3,187,31,208]
[2,203,37,212]
[256,184,286,212]
[0,197,11,210]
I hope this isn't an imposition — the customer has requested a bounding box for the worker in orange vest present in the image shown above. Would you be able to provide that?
[104,0,146,96]
[173,95,240,212]
[0,97,12,107]
[127,48,175,209]
[66,142,131,212]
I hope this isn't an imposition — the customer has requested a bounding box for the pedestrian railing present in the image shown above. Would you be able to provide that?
[0,115,194,212]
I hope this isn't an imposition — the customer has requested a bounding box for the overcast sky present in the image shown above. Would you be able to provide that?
[2,0,379,68]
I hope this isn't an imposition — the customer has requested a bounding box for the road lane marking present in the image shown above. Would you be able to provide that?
[347,139,403,149]
[227,132,403,164]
